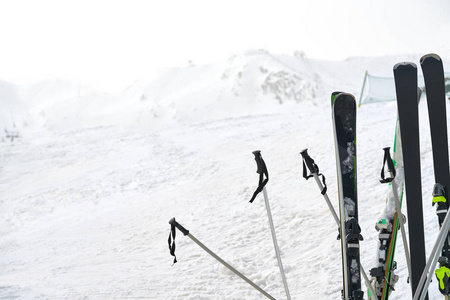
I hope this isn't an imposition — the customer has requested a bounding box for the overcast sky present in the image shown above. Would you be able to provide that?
[1,0,449,89]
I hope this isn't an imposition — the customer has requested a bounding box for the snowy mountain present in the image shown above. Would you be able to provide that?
[0,50,448,299]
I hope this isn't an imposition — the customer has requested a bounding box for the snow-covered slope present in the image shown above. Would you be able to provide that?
[0,50,448,299]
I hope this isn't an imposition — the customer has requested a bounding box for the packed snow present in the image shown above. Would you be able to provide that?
[1,50,449,299]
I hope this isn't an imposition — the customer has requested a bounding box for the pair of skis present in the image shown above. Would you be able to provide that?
[369,54,450,300]
[393,54,450,300]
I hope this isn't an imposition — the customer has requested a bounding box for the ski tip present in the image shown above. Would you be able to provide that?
[420,53,442,64]
[331,91,355,107]
[334,92,356,101]
[332,92,356,110]
[393,61,417,71]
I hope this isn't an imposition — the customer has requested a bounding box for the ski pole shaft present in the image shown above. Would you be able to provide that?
[262,186,292,300]
[187,234,276,300]
[361,264,377,299]
[312,172,340,227]
[169,218,276,300]
[381,147,413,294]
[251,151,291,300]
[390,174,412,282]
[413,206,450,300]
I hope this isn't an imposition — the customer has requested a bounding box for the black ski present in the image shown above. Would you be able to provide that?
[393,62,428,300]
[332,92,364,300]
[421,53,450,297]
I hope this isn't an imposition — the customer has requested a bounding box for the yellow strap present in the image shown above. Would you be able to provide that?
[433,195,447,204]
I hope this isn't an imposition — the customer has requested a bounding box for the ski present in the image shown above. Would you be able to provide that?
[393,62,428,300]
[332,92,364,300]
[421,53,450,298]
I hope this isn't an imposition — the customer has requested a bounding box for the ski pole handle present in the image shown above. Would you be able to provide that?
[252,150,265,174]
[384,146,396,175]
[169,218,190,236]
[249,151,269,203]
[300,148,319,174]
[380,147,396,183]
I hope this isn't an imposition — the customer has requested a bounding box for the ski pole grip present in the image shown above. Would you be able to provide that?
[380,147,396,183]
[383,147,395,172]
[383,147,391,163]
[169,218,190,236]
[300,148,318,174]
[252,150,265,174]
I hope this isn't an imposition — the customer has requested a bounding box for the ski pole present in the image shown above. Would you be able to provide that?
[300,148,340,226]
[391,177,413,281]
[300,148,377,298]
[168,218,276,300]
[380,147,412,283]
[413,207,450,300]
[249,150,291,300]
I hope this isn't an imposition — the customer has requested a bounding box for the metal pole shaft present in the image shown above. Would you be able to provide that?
[186,233,276,300]
[262,186,292,300]
[360,264,378,299]
[391,179,412,282]
[413,205,450,300]
[313,173,340,226]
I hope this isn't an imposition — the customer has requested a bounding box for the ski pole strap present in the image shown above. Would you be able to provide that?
[300,148,327,195]
[168,218,190,264]
[168,219,177,264]
[249,150,269,203]
[380,147,396,183]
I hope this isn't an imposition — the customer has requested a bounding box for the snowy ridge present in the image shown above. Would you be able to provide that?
[0,50,448,299]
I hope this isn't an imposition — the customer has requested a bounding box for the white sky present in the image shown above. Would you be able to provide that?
[0,0,449,90]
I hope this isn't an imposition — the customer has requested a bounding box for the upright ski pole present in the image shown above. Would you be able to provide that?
[168,218,276,300]
[413,208,450,300]
[300,148,376,298]
[249,150,291,300]
[380,147,413,283]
